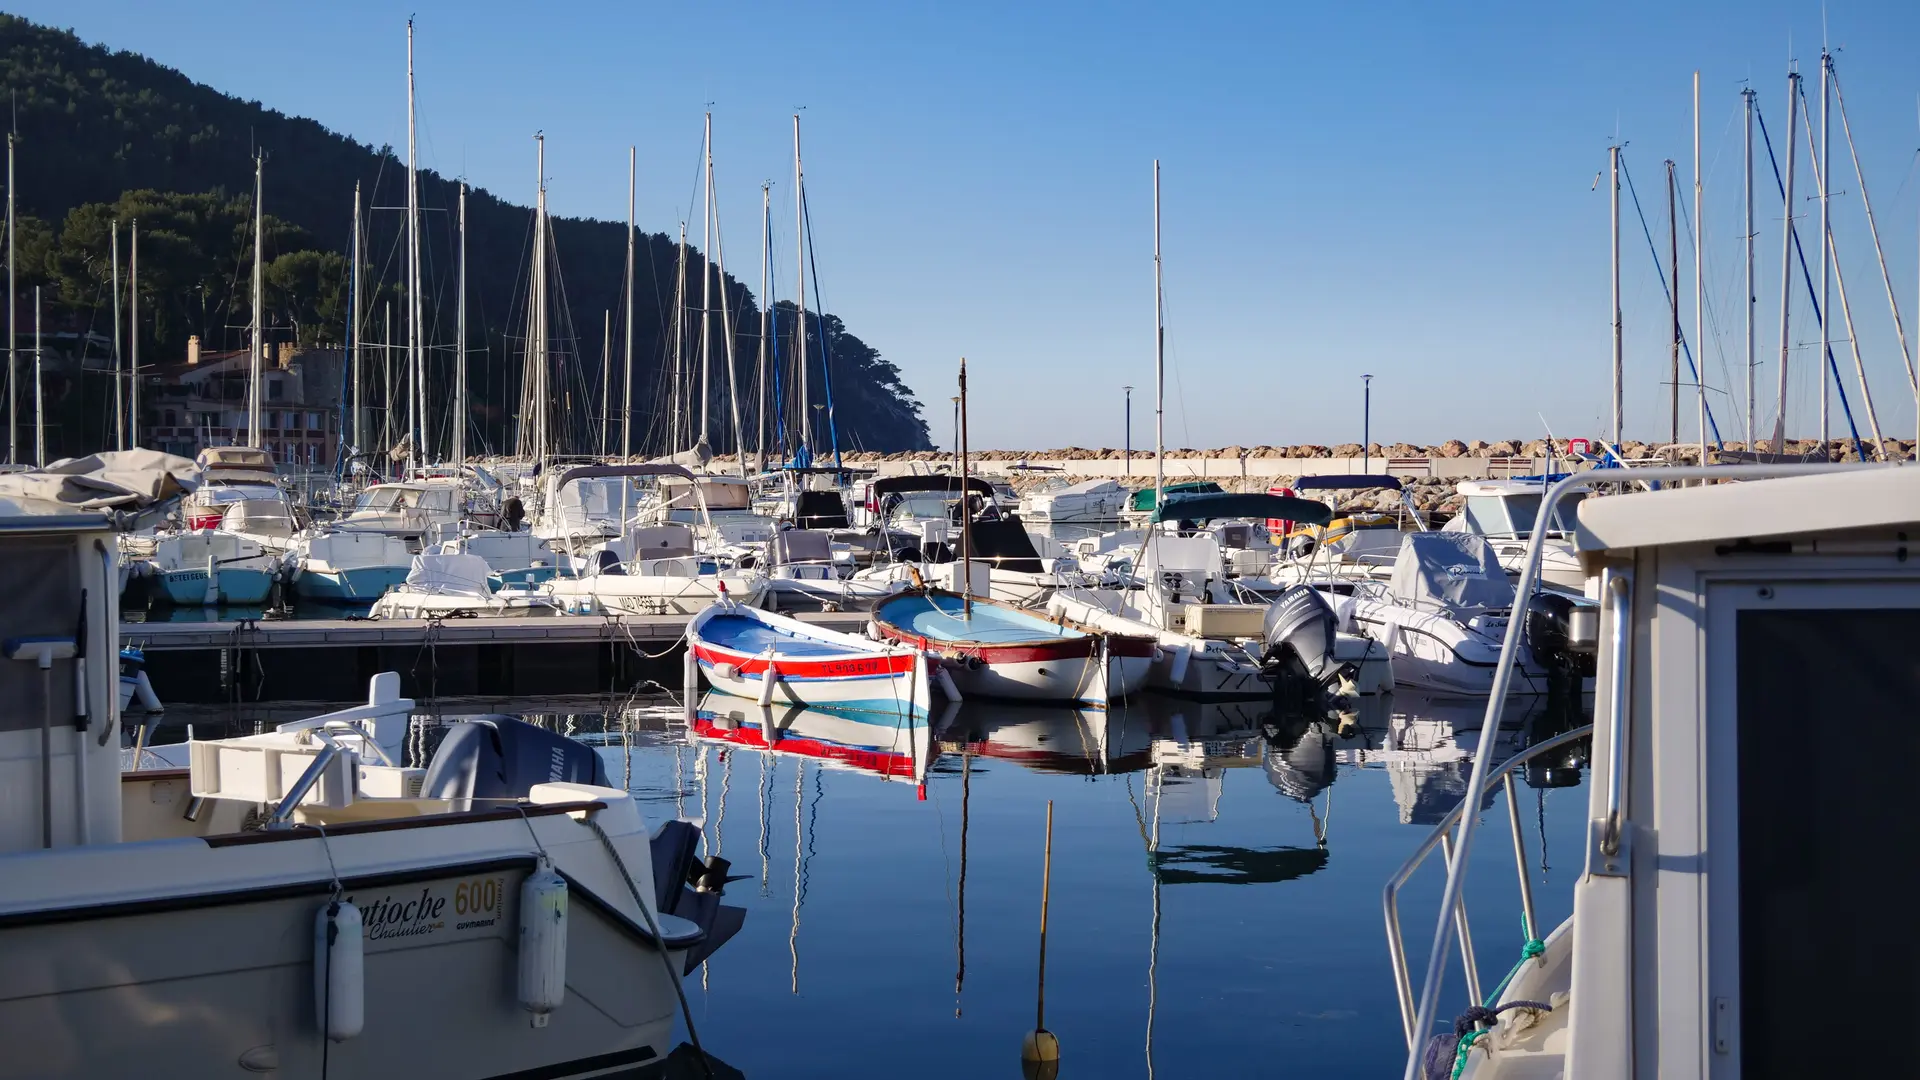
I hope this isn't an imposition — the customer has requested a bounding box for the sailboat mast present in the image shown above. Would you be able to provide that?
[1666,160,1678,446]
[706,128,747,477]
[250,150,264,449]
[533,133,549,464]
[130,221,140,450]
[1610,145,1622,449]
[406,19,424,471]
[383,302,393,457]
[621,146,635,459]
[1770,71,1800,453]
[350,182,364,459]
[1743,88,1756,448]
[699,111,713,451]
[793,115,809,457]
[672,222,687,454]
[600,309,611,457]
[1694,70,1707,468]
[6,132,15,464]
[111,220,122,449]
[32,285,42,465]
[1817,52,1830,454]
[453,182,466,465]
[757,181,770,472]
[958,357,972,619]
[1153,159,1165,511]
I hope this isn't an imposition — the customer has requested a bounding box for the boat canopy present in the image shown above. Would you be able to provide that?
[556,463,697,488]
[1292,473,1402,492]
[1128,480,1222,512]
[1387,532,1513,616]
[0,449,201,512]
[1151,491,1333,527]
[870,475,996,498]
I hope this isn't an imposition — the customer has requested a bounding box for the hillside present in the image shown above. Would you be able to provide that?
[0,14,931,456]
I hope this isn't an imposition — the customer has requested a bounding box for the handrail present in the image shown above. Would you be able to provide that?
[1599,571,1632,855]
[1383,722,1595,1045]
[1395,461,1890,1080]
[266,742,346,829]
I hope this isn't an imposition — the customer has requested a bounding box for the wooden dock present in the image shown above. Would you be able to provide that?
[122,611,869,705]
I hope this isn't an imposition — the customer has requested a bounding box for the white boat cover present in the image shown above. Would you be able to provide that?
[221,499,298,538]
[1387,532,1514,615]
[401,553,496,596]
[0,449,200,514]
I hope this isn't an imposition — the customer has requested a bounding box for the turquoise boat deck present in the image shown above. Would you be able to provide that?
[880,594,1083,644]
[702,614,848,657]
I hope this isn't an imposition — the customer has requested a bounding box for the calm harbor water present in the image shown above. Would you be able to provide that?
[152,687,1591,1078]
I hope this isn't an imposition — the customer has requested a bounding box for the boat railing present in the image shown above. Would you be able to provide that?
[1393,461,1890,1080]
[1382,722,1593,1045]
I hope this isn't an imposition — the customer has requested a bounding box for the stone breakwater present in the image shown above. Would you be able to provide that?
[830,436,1908,465]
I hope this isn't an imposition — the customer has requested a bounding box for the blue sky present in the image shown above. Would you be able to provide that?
[21,1,1920,449]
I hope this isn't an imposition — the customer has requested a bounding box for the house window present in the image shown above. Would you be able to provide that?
[268,381,285,401]
[307,411,322,430]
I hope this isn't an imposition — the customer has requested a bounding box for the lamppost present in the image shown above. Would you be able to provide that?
[1122,385,1134,475]
[1361,374,1374,473]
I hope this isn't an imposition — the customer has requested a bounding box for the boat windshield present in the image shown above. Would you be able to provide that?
[1463,491,1583,537]
[354,487,409,512]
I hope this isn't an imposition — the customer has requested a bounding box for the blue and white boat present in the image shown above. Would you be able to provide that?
[689,599,934,719]
[690,693,948,785]
[290,530,412,603]
[149,531,276,606]
[872,589,1156,705]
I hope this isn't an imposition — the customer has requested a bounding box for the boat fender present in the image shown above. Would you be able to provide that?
[134,670,164,713]
[313,899,365,1042]
[713,662,739,681]
[935,665,963,702]
[756,656,778,707]
[1166,642,1192,685]
[517,860,568,1026]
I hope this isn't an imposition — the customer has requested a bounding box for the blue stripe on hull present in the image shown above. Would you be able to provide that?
[295,565,410,603]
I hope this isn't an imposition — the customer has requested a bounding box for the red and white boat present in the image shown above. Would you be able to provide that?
[871,589,1155,706]
[688,598,934,720]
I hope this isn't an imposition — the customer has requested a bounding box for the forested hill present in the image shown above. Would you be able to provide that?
[0,14,931,454]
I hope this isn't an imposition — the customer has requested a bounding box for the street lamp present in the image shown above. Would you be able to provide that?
[1122,385,1134,475]
[1361,374,1374,473]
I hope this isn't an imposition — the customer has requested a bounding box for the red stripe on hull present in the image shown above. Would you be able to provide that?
[692,641,918,680]
[691,719,919,779]
[873,625,1155,664]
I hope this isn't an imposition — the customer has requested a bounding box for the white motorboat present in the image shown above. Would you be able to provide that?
[1337,531,1589,696]
[1019,478,1129,524]
[149,529,278,606]
[1385,463,1918,1080]
[0,497,745,1078]
[757,529,905,612]
[369,552,557,619]
[291,530,414,604]
[851,475,1100,607]
[545,518,766,616]
[335,477,469,543]
[1442,477,1588,593]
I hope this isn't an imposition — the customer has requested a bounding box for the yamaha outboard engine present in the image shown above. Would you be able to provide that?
[1524,589,1599,678]
[422,715,610,810]
[1262,585,1349,702]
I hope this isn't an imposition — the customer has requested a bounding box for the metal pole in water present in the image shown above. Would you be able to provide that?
[958,358,972,620]
[1021,800,1060,1074]
[1362,374,1373,472]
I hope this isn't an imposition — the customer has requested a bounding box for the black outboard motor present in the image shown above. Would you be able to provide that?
[1262,585,1345,693]
[502,497,527,532]
[422,715,611,810]
[1524,589,1599,678]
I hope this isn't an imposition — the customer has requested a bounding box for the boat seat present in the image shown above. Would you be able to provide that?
[595,549,628,576]
[629,525,696,560]
[770,530,833,566]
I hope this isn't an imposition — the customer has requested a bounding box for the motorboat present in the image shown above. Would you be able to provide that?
[757,528,905,613]
[1268,473,1426,589]
[1385,463,1919,1080]
[334,477,470,543]
[871,588,1154,705]
[1118,480,1223,525]
[368,552,558,619]
[217,495,304,555]
[0,495,745,1076]
[1441,477,1588,592]
[1336,531,1592,696]
[182,446,283,531]
[1019,478,1129,524]
[689,599,936,718]
[290,530,414,604]
[851,475,1103,606]
[149,529,278,606]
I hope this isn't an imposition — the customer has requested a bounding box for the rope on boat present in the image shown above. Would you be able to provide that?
[584,817,713,1079]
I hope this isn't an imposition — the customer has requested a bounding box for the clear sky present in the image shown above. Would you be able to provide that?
[18,1,1920,449]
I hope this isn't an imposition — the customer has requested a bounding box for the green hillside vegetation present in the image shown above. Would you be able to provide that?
[0,13,931,457]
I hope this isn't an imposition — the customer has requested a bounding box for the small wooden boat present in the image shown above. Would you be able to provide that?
[689,599,933,719]
[871,589,1155,706]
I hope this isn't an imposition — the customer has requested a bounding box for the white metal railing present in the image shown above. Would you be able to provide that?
[1394,461,1894,1079]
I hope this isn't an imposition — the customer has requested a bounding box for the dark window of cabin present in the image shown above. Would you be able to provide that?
[1738,607,1920,1076]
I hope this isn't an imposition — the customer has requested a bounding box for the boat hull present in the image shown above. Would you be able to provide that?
[873,591,1155,706]
[548,573,766,616]
[690,605,931,718]
[158,565,275,606]
[294,564,410,603]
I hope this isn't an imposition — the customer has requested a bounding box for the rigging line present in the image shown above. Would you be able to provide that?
[1616,151,1725,443]
[1669,162,1744,440]
[799,185,842,469]
[1755,101,1867,460]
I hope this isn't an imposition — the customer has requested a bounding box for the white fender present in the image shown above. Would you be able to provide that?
[934,664,963,702]
[517,861,568,1025]
[1165,642,1193,686]
[314,900,365,1042]
[756,646,778,707]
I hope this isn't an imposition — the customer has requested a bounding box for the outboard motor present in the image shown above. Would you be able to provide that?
[1524,589,1599,678]
[422,715,611,810]
[1262,585,1351,700]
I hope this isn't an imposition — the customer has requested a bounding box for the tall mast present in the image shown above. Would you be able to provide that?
[958,357,971,620]
[756,181,770,473]
[1817,51,1831,455]
[1153,158,1165,511]
[130,220,140,450]
[33,285,42,465]
[1666,160,1679,446]
[698,111,713,452]
[7,132,15,464]
[1770,72,1800,453]
[1610,145,1623,449]
[671,222,687,454]
[706,121,747,477]
[406,18,423,471]
[250,150,264,449]
[453,181,466,465]
[621,146,635,459]
[383,302,394,457]
[111,219,123,449]
[533,133,549,463]
[1802,91,1886,456]
[793,115,809,457]
[350,182,364,459]
[1743,88,1756,448]
[599,309,611,456]
[1694,70,1707,469]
